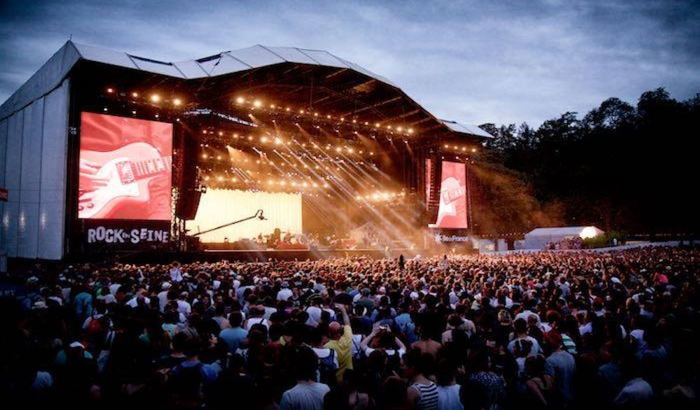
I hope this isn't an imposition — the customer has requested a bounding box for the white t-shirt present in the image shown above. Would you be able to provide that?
[312,347,339,368]
[245,317,269,331]
[437,384,464,410]
[364,347,406,358]
[126,296,151,308]
[280,382,330,410]
[306,306,323,327]
[277,288,293,301]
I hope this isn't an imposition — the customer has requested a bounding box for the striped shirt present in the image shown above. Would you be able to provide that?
[562,334,577,355]
[411,381,439,410]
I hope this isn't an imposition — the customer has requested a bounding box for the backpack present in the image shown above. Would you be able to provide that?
[318,349,338,386]
[168,362,205,406]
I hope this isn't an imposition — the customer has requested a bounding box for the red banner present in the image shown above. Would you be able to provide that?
[0,188,7,202]
[78,112,173,220]
[432,161,467,229]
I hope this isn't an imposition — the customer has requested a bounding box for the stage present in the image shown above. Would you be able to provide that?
[69,245,475,265]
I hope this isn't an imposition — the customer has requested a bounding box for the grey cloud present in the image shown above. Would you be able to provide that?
[0,0,698,127]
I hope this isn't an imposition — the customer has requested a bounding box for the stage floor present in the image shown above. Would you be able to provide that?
[104,246,472,264]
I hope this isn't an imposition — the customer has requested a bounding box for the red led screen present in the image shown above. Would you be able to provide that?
[78,112,172,220]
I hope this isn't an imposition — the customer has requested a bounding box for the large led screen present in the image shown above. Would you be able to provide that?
[193,189,302,243]
[431,161,468,229]
[78,112,172,220]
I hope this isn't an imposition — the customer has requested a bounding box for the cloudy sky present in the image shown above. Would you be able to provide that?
[1,0,698,127]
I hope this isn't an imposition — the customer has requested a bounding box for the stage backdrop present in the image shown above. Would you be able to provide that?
[193,189,302,242]
[79,112,172,220]
[430,161,468,229]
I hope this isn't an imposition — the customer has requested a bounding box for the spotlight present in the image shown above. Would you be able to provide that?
[261,136,268,143]
[132,92,139,98]
[173,98,182,106]
[150,94,160,103]
[253,100,262,108]
[107,87,114,93]
[408,128,414,134]
[236,97,245,104]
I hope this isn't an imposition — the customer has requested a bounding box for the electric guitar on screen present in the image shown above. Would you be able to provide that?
[429,177,466,228]
[78,142,171,219]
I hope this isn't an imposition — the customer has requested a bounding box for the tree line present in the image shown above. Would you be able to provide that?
[471,88,699,238]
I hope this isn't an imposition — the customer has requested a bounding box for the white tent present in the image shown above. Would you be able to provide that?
[524,226,604,250]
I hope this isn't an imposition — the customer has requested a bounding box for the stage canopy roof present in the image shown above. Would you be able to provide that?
[0,41,493,143]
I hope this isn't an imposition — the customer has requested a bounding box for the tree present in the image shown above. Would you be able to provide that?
[475,88,698,237]
[582,97,636,130]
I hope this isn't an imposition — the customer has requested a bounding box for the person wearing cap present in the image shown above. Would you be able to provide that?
[54,341,94,366]
[355,288,375,316]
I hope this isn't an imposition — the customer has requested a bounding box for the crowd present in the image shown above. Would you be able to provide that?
[1,245,698,410]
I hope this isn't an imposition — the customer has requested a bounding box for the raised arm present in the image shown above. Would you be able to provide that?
[336,303,351,326]
[394,335,406,352]
[360,328,379,350]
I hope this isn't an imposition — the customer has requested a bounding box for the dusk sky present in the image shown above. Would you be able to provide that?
[1,0,698,127]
